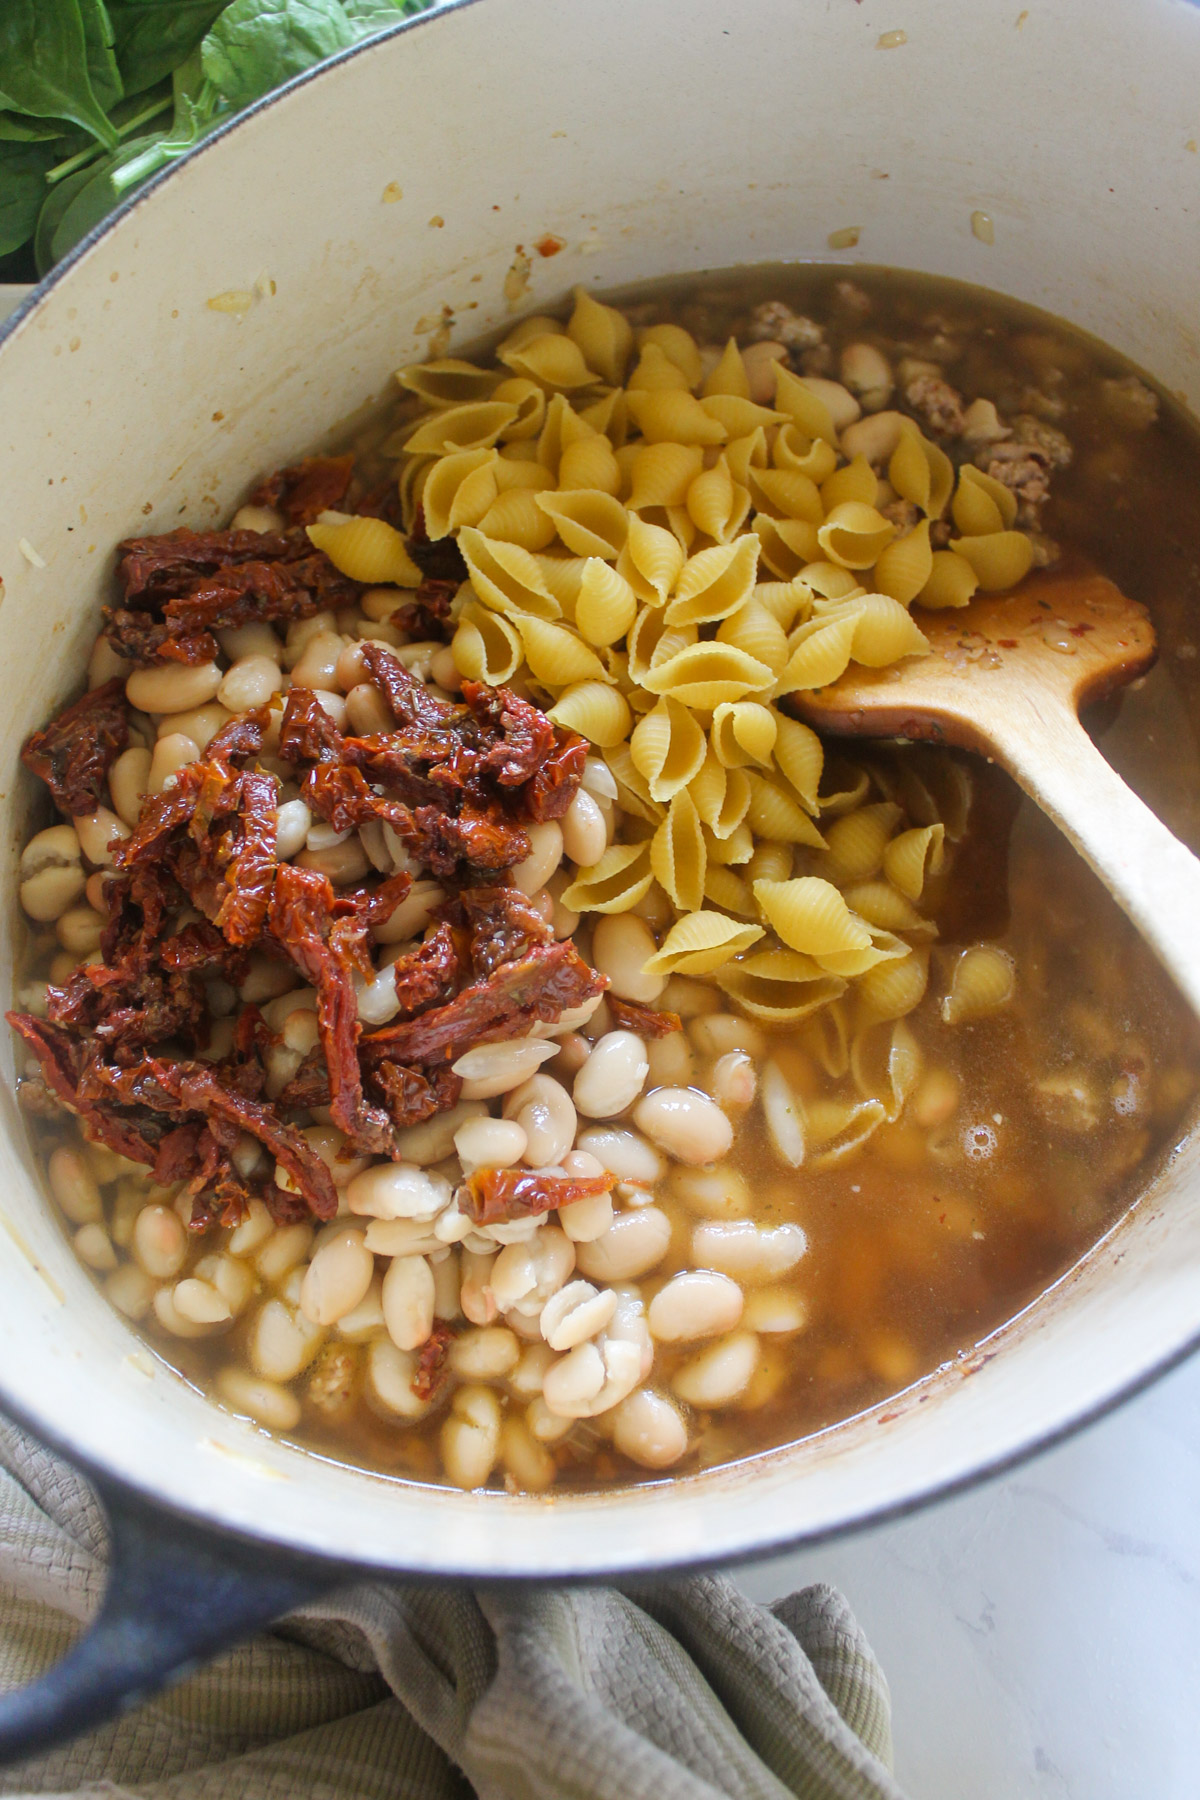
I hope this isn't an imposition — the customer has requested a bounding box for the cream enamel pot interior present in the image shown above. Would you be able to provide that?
[3,0,1200,1753]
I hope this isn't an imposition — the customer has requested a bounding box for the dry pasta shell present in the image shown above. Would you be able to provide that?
[628,443,703,510]
[704,817,754,865]
[854,952,931,1023]
[492,377,547,442]
[576,560,638,646]
[561,842,654,914]
[396,357,502,406]
[643,911,765,977]
[717,601,789,674]
[772,423,839,481]
[852,1017,922,1121]
[745,775,827,848]
[535,489,629,560]
[755,579,815,632]
[306,518,423,588]
[702,338,751,400]
[548,682,632,748]
[625,391,727,446]
[817,927,910,978]
[665,537,760,628]
[816,502,896,571]
[711,702,777,771]
[515,615,610,687]
[917,549,978,610]
[602,742,666,823]
[798,561,862,600]
[771,714,824,813]
[497,314,566,356]
[941,945,1015,1023]
[579,388,628,448]
[748,466,824,524]
[618,514,686,605]
[631,696,708,803]
[888,423,954,519]
[746,840,794,885]
[458,528,562,621]
[686,455,751,544]
[568,288,634,387]
[475,487,559,552]
[872,519,934,606]
[627,343,694,393]
[725,426,770,487]
[774,613,859,694]
[949,531,1034,592]
[452,600,523,685]
[951,463,1018,534]
[703,866,756,916]
[823,802,902,883]
[650,791,707,911]
[839,881,930,935]
[820,454,878,513]
[714,948,846,1024]
[753,876,872,957]
[420,449,499,539]
[806,1097,888,1167]
[499,332,595,393]
[559,436,622,496]
[774,365,838,445]
[640,643,775,708]
[627,608,697,683]
[636,323,704,389]
[699,394,782,437]
[696,760,751,841]
[533,552,588,614]
[883,823,946,900]
[402,400,521,456]
[753,515,822,582]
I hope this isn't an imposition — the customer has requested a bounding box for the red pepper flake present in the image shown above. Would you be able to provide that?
[462,1165,616,1226]
[534,233,565,258]
[411,1322,455,1401]
[1068,622,1095,637]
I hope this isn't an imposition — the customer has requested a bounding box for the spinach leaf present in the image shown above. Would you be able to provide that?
[33,165,97,273]
[109,50,222,194]
[0,0,119,149]
[108,1,231,98]
[0,116,73,144]
[78,0,125,115]
[0,142,60,257]
[201,0,358,110]
[342,0,423,28]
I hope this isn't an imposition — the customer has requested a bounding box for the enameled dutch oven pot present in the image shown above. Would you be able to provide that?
[3,0,1200,1756]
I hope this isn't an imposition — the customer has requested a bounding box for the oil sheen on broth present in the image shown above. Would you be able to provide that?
[18,264,1200,1492]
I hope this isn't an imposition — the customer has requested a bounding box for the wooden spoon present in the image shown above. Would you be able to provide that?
[789,571,1200,1015]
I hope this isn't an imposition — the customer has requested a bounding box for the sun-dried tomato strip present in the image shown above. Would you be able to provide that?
[359,642,458,732]
[21,678,130,817]
[411,1321,456,1400]
[117,527,295,601]
[303,763,412,836]
[279,686,345,764]
[389,923,463,1017]
[206,707,272,764]
[461,681,557,788]
[361,941,606,1071]
[249,454,355,526]
[386,577,458,643]
[606,998,682,1039]
[457,886,553,977]
[525,731,588,823]
[156,1062,339,1219]
[462,1166,616,1226]
[268,865,394,1157]
[371,1060,462,1128]
[214,768,278,946]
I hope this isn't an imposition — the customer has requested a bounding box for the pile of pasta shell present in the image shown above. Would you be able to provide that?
[309,288,1034,1048]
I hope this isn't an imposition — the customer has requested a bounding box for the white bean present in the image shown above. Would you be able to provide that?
[500,1415,558,1490]
[393,1100,488,1166]
[355,963,402,1027]
[156,702,231,750]
[508,1340,555,1398]
[573,1031,649,1120]
[527,1394,576,1443]
[218,654,280,713]
[710,1051,758,1110]
[454,1116,527,1173]
[454,1036,558,1099]
[372,879,442,943]
[231,503,285,535]
[839,409,907,467]
[54,904,103,956]
[762,1061,805,1168]
[126,660,221,713]
[105,1263,155,1320]
[285,610,338,664]
[540,1279,618,1351]
[449,1324,520,1379]
[173,1277,233,1326]
[691,1221,808,1283]
[591,915,665,1003]
[275,798,313,861]
[108,746,152,828]
[646,1032,695,1089]
[74,1222,117,1271]
[671,1330,761,1409]
[510,821,563,895]
[250,1297,324,1381]
[460,1248,498,1325]
[669,1164,752,1219]
[218,620,283,661]
[20,824,82,879]
[561,788,608,866]
[300,1229,374,1326]
[799,376,861,432]
[88,636,132,687]
[840,341,894,411]
[216,1367,301,1431]
[74,807,129,869]
[648,1270,744,1342]
[611,1388,689,1469]
[742,1286,809,1335]
[363,1218,441,1257]
[335,1275,386,1341]
[227,1197,274,1256]
[633,1088,733,1164]
[742,339,789,405]
[504,1074,577,1169]
[20,863,86,921]
[132,1203,187,1279]
[147,732,200,795]
[382,1252,435,1350]
[255,1221,313,1283]
[345,681,393,735]
[577,1126,664,1186]
[346,1162,452,1221]
[558,1189,614,1242]
[441,1384,501,1489]
[542,1341,606,1415]
[491,1226,575,1312]
[688,1013,766,1058]
[365,1338,432,1420]
[194,1251,256,1317]
[48,1146,102,1224]
[574,1207,671,1283]
[291,631,346,690]
[432,1249,462,1320]
[295,835,367,884]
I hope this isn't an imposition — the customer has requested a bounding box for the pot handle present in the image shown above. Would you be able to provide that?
[0,1470,340,1766]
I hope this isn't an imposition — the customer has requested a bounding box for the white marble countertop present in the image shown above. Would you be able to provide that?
[740,1350,1200,1798]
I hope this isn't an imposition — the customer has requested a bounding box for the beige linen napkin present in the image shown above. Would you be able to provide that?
[0,1419,906,1800]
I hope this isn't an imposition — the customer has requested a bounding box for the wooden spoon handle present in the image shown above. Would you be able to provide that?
[993,700,1200,1017]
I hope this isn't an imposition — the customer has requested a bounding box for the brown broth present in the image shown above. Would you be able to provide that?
[17,262,1200,1490]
